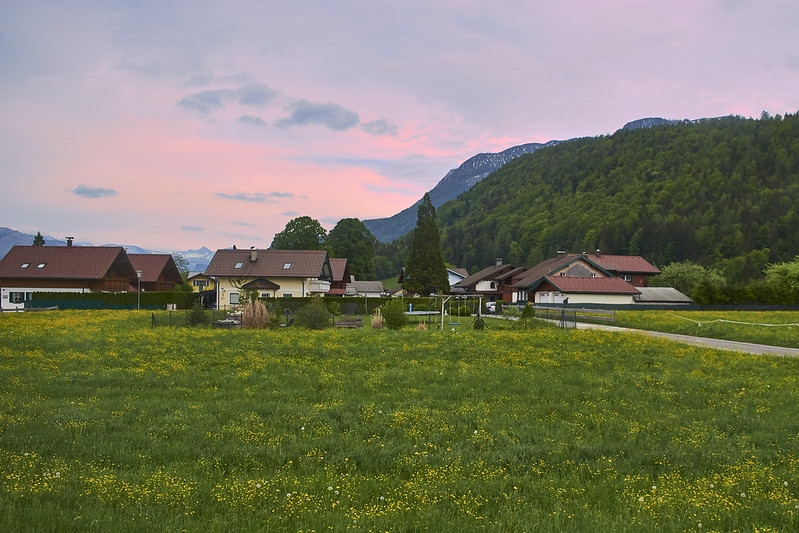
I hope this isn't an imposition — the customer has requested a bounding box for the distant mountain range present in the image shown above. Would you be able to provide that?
[0,228,215,271]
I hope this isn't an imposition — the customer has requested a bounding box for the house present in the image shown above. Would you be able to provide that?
[452,259,525,302]
[187,271,216,293]
[447,267,469,290]
[204,248,333,308]
[512,252,660,305]
[345,280,385,298]
[0,244,137,310]
[327,258,351,296]
[127,254,184,292]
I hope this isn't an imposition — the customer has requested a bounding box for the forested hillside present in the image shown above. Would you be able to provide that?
[437,113,799,283]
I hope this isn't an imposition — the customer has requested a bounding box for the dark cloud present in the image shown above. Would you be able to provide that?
[236,83,277,106]
[361,118,398,136]
[216,192,295,203]
[177,89,232,114]
[72,184,117,198]
[274,100,360,130]
[238,115,266,126]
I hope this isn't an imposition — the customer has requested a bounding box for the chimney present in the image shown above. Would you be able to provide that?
[66,237,74,247]
[495,258,503,267]
[251,249,257,262]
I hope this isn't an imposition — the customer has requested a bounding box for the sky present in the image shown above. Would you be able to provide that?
[1,1,798,252]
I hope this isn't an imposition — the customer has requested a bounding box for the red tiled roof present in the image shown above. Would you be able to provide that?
[0,245,135,280]
[204,249,332,279]
[514,253,659,288]
[584,254,660,275]
[128,254,183,284]
[542,276,640,294]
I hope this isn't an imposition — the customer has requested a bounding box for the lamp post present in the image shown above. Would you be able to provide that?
[136,270,142,310]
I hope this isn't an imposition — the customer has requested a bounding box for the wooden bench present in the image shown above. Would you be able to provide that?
[335,317,363,328]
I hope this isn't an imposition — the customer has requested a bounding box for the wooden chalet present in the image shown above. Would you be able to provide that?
[127,254,184,292]
[0,245,137,310]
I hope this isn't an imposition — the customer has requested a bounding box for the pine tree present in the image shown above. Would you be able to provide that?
[32,232,45,246]
[403,193,449,295]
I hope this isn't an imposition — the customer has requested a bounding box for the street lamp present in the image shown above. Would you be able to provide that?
[136,270,142,310]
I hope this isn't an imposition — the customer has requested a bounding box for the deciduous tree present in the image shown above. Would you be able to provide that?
[327,218,376,280]
[271,216,327,250]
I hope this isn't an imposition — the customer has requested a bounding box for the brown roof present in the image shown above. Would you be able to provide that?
[585,254,660,275]
[204,249,332,279]
[454,263,519,288]
[241,277,281,290]
[329,257,349,282]
[0,245,135,280]
[514,253,659,288]
[538,276,641,294]
[128,254,183,284]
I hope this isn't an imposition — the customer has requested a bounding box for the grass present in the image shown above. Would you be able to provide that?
[614,310,799,349]
[2,310,799,531]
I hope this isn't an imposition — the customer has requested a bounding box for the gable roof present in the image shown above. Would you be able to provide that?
[0,245,135,280]
[241,277,281,290]
[534,275,641,295]
[514,253,658,289]
[584,254,660,275]
[329,257,349,282]
[204,249,332,279]
[128,254,183,284]
[454,263,519,288]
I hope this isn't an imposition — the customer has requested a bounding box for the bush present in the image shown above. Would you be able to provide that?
[453,305,472,317]
[382,299,408,330]
[371,308,383,329]
[242,300,269,329]
[187,301,210,327]
[294,299,332,329]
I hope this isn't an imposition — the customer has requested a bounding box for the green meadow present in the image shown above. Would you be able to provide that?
[2,310,799,532]
[614,310,799,349]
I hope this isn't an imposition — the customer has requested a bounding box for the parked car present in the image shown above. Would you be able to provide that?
[486,301,497,314]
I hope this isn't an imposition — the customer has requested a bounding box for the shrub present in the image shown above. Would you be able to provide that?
[187,301,210,327]
[382,299,408,330]
[453,305,472,317]
[294,299,331,329]
[371,308,383,329]
[242,300,269,329]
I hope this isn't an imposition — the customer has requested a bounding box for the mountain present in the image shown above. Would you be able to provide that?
[0,228,70,259]
[363,141,562,243]
[0,228,216,271]
[435,112,799,282]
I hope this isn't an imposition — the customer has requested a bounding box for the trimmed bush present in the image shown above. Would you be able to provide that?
[381,299,408,330]
[294,299,332,329]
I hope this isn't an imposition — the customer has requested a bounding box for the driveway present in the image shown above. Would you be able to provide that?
[572,321,799,358]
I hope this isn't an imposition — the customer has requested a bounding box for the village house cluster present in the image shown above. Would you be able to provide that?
[0,240,691,312]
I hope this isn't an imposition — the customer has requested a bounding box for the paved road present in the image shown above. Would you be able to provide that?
[572,321,799,357]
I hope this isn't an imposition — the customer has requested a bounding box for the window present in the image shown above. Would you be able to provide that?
[20,263,29,269]
[282,293,293,298]
[192,279,209,288]
[260,293,272,299]
[229,292,240,305]
[36,263,46,269]
[9,292,28,304]
[283,263,292,270]
[622,274,632,282]
[234,262,244,269]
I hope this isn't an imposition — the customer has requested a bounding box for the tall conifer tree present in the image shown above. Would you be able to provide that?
[404,193,449,295]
